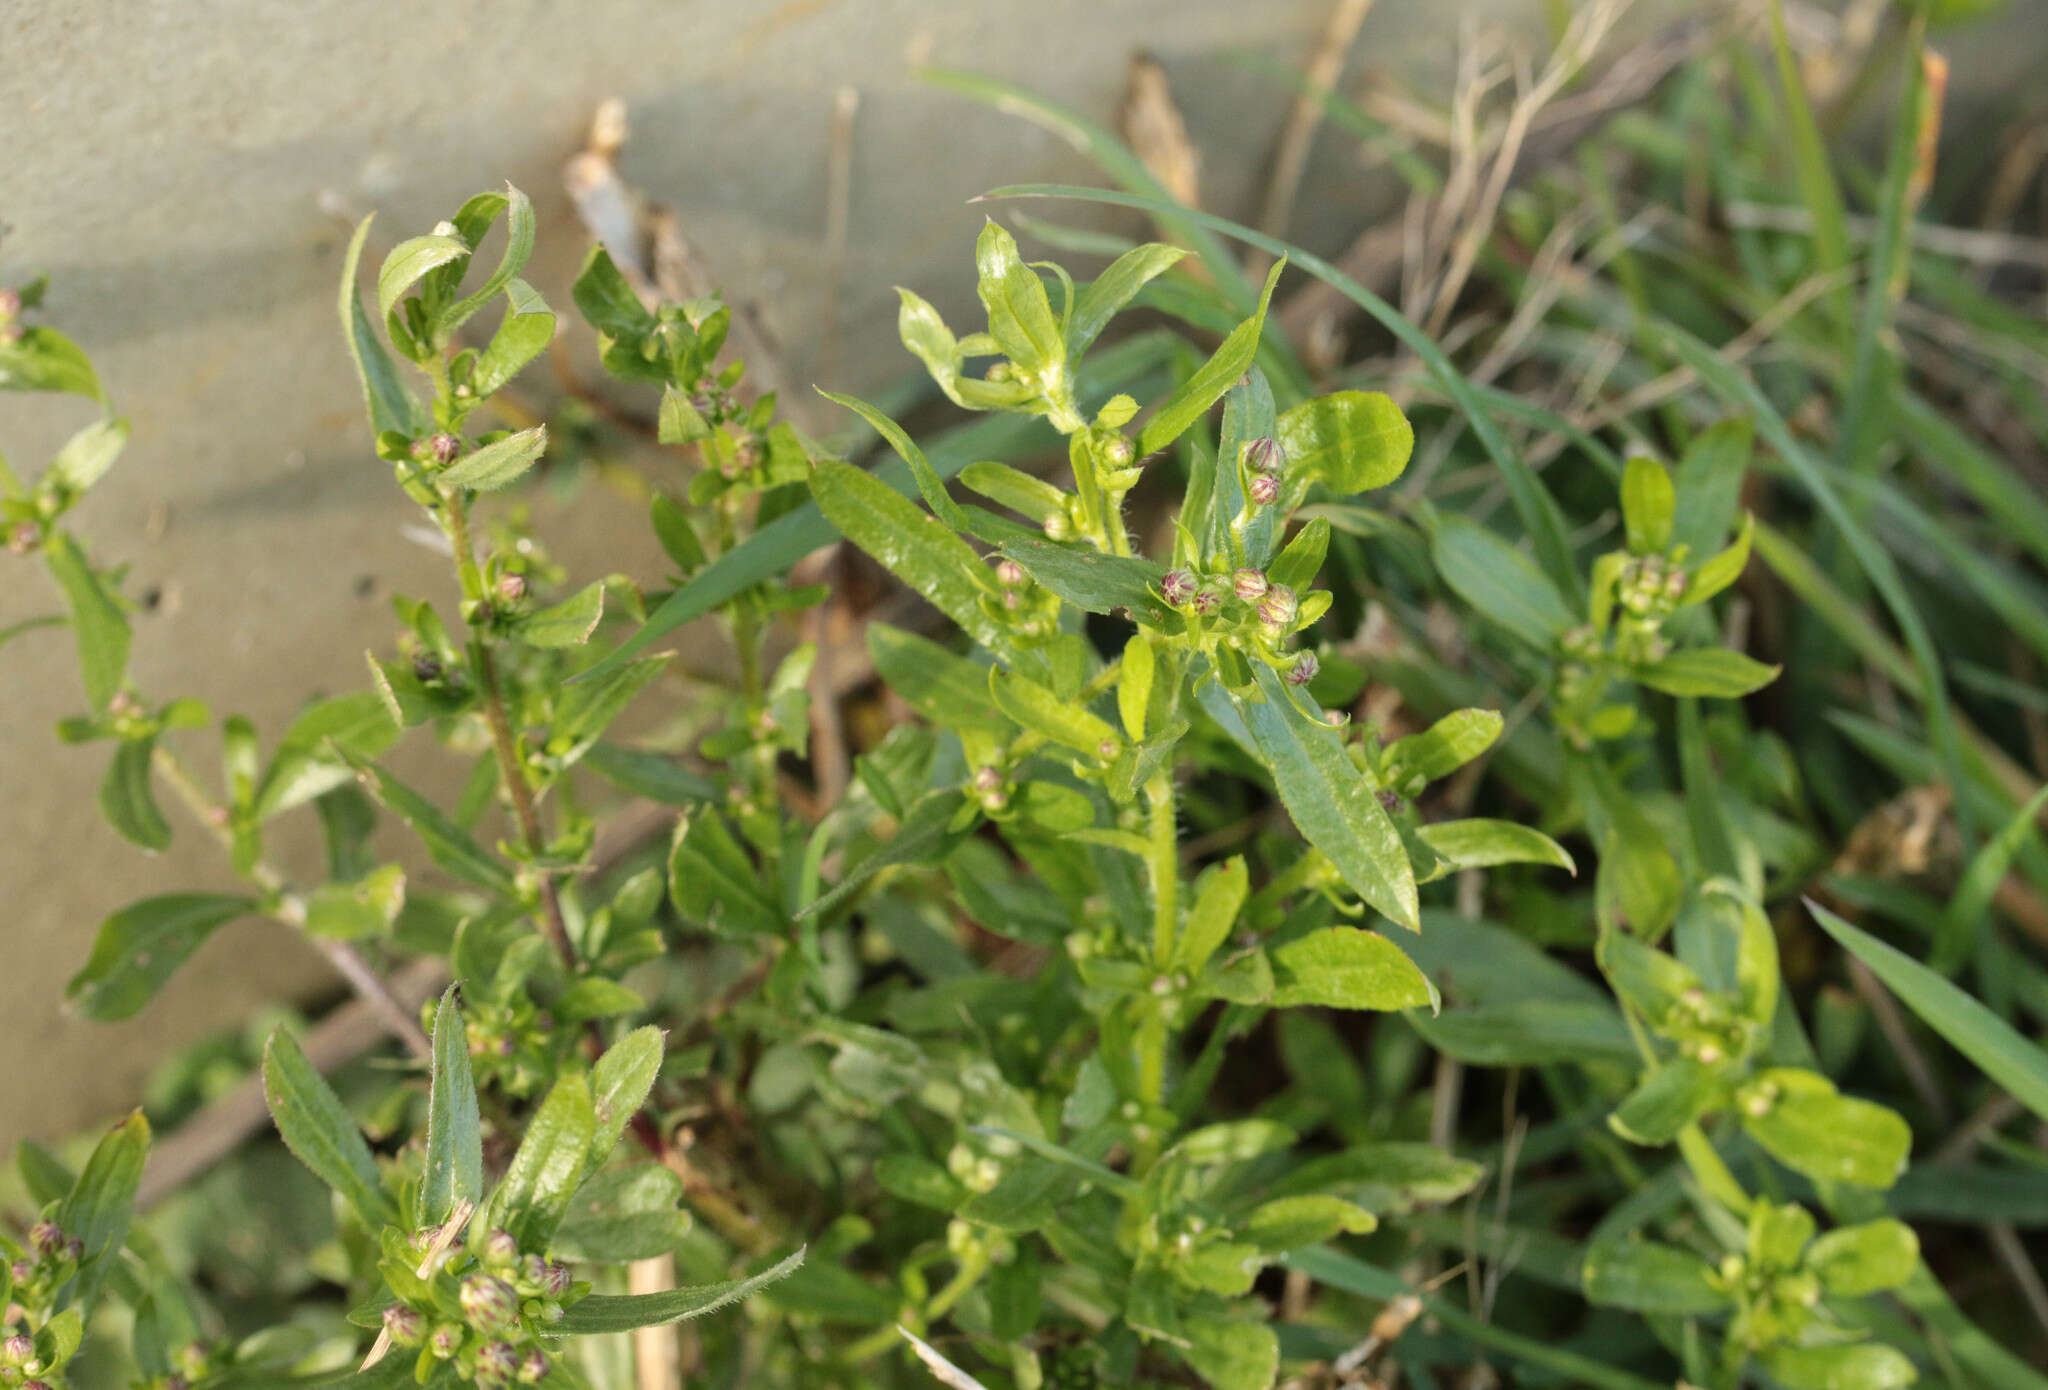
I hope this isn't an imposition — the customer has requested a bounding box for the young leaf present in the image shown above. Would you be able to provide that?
[1068,243,1187,355]
[1265,517,1329,593]
[43,531,130,713]
[555,1248,805,1334]
[262,1027,394,1226]
[1178,1319,1279,1390]
[378,233,472,326]
[1138,258,1284,458]
[1620,455,1675,554]
[100,736,170,852]
[0,325,105,401]
[990,668,1120,762]
[1807,1219,1920,1297]
[552,1166,690,1262]
[1811,901,2048,1125]
[481,1073,595,1247]
[469,278,555,397]
[589,1026,665,1170]
[1118,631,1154,741]
[1417,819,1575,874]
[254,691,401,818]
[1608,1058,1721,1145]
[1277,391,1412,495]
[669,810,782,937]
[1758,1343,1917,1390]
[1383,709,1502,785]
[1582,1239,1733,1314]
[440,185,539,335]
[58,1110,149,1307]
[439,426,548,492]
[1430,515,1573,646]
[43,417,129,498]
[975,219,1066,379]
[811,462,1008,653]
[571,243,655,338]
[337,216,429,436]
[420,990,483,1227]
[508,580,605,648]
[67,893,254,1021]
[1176,855,1248,973]
[1739,1068,1911,1189]
[1271,928,1435,1011]
[1672,417,1754,557]
[1630,648,1780,698]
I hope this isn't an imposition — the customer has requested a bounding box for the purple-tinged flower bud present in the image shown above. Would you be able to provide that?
[538,1260,571,1299]
[6,520,40,555]
[1099,434,1135,468]
[1376,789,1402,814]
[413,433,460,468]
[1042,511,1073,541]
[1247,474,1280,507]
[1256,584,1298,628]
[476,1341,521,1383]
[29,1220,64,1256]
[481,1229,520,1265]
[382,1304,426,1347]
[2,1335,34,1367]
[1243,437,1284,475]
[1001,589,1025,612]
[413,651,444,683]
[10,1260,32,1284]
[1231,568,1268,601]
[173,1341,209,1380]
[494,574,527,604]
[1160,569,1197,608]
[460,1273,521,1331]
[995,559,1028,589]
[22,1381,52,1390]
[0,288,21,321]
[1191,583,1225,618]
[518,1349,551,1383]
[1286,651,1320,686]
[428,1325,463,1360]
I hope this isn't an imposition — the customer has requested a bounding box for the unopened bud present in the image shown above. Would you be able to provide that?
[482,1229,520,1265]
[2,1335,34,1367]
[413,651,445,683]
[413,432,460,468]
[9,1260,32,1284]
[383,1304,426,1347]
[519,1350,551,1382]
[535,1260,570,1299]
[995,559,1028,589]
[1285,651,1320,686]
[29,1220,64,1256]
[1231,568,1268,601]
[972,766,1004,793]
[1160,569,1197,608]
[1247,474,1280,507]
[0,288,20,322]
[1243,437,1285,475]
[1191,582,1225,617]
[21,1381,52,1390]
[460,1273,521,1330]
[1042,510,1073,541]
[428,1325,463,1360]
[494,574,527,605]
[476,1341,521,1382]
[1256,584,1298,628]
[1099,434,1135,468]
[6,521,40,555]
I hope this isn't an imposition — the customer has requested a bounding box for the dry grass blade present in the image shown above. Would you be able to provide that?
[1119,54,1201,209]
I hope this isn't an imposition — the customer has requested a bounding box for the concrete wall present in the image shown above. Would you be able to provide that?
[1,0,2039,1148]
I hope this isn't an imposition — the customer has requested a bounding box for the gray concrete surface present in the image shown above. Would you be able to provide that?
[1,0,2039,1150]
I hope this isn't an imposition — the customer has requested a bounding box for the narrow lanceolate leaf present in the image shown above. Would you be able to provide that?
[1271,928,1435,1012]
[999,538,1173,622]
[101,736,170,852]
[1069,243,1187,355]
[1630,648,1779,699]
[1812,900,2048,1125]
[377,233,472,325]
[866,626,1010,737]
[819,388,969,530]
[1620,455,1675,554]
[1232,670,1417,930]
[1418,819,1575,874]
[263,1027,393,1226]
[439,426,548,492]
[1935,782,2048,973]
[1583,1239,1733,1315]
[1138,258,1284,457]
[350,760,514,893]
[1430,515,1573,647]
[469,278,555,397]
[44,417,129,497]
[975,220,1065,378]
[801,790,973,921]
[588,1026,664,1170]
[990,668,1121,761]
[337,215,429,437]
[482,1073,595,1247]
[67,893,254,1021]
[254,691,401,818]
[420,991,483,1227]
[1383,709,1501,785]
[43,531,130,713]
[441,185,539,334]
[59,1110,149,1307]
[812,462,1007,652]
[555,1247,805,1334]
[508,580,605,647]
[1277,391,1412,495]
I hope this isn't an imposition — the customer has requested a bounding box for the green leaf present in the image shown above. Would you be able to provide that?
[439,426,548,492]
[1178,1319,1278,1390]
[350,760,512,893]
[818,388,969,531]
[1177,855,1248,974]
[975,219,1065,379]
[1758,1343,1918,1390]
[1430,514,1574,646]
[0,325,104,400]
[1620,455,1675,554]
[262,1027,393,1225]
[1242,1194,1376,1251]
[811,462,1007,652]
[1138,257,1284,457]
[421,990,483,1227]
[378,234,472,325]
[802,790,972,921]
[43,531,130,713]
[302,865,405,940]
[1417,818,1574,873]
[440,185,539,335]
[480,1073,594,1247]
[1272,927,1435,1011]
[1807,1219,1920,1297]
[1231,670,1417,930]
[1811,901,2048,1125]
[1630,648,1780,698]
[1609,1058,1721,1145]
[59,1110,149,1307]
[508,580,604,648]
[669,810,781,937]
[67,893,253,1021]
[552,1166,689,1262]
[589,1026,664,1170]
[999,538,1173,622]
[581,742,716,806]
[100,736,169,851]
[1410,1000,1638,1066]
[1069,243,1187,355]
[1278,390,1412,494]
[571,243,654,338]
[254,691,401,818]
[1740,1068,1911,1189]
[958,460,1066,522]
[1384,709,1501,785]
[1117,630,1154,741]
[44,417,129,498]
[1935,781,2048,973]
[1582,1239,1733,1314]
[1684,512,1754,608]
[1671,418,1753,558]
[469,278,555,398]
[991,668,1120,762]
[337,217,427,436]
[555,1248,805,1334]
[867,625,1010,737]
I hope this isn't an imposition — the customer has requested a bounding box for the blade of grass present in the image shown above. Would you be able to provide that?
[1765,0,1853,340]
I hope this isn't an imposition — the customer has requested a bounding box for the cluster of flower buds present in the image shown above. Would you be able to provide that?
[0,1329,53,1390]
[1241,435,1285,509]
[382,1228,575,1387]
[969,764,1010,815]
[1158,561,1323,689]
[1617,552,1688,620]
[980,556,1060,646]
[1663,985,1757,1071]
[410,432,462,471]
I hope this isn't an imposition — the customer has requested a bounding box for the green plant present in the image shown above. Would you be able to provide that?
[8,6,2048,1387]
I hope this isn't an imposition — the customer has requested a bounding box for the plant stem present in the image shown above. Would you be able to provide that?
[1132,770,1180,1173]
[149,745,432,1061]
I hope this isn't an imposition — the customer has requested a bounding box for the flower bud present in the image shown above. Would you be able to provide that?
[6,520,40,555]
[1191,582,1225,617]
[2,1335,34,1367]
[994,559,1028,589]
[1160,569,1197,608]
[1242,437,1284,475]
[482,1228,520,1265]
[494,574,527,605]
[536,1260,570,1299]
[413,651,445,683]
[1247,474,1280,507]
[476,1340,521,1383]
[383,1304,426,1347]
[428,1325,463,1360]
[21,1381,52,1390]
[10,1260,32,1284]
[1256,584,1298,628]
[1042,510,1072,541]
[460,1273,521,1331]
[519,1350,551,1383]
[1099,434,1135,468]
[1285,651,1320,686]
[1230,568,1268,601]
[413,432,460,468]
[29,1220,64,1256]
